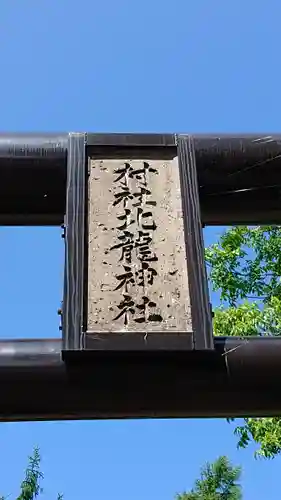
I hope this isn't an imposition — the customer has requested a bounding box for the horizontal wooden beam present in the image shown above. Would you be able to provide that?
[0,133,68,158]
[0,336,281,420]
[86,133,176,147]
[0,133,280,225]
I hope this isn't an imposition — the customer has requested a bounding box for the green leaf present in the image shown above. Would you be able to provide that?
[16,447,43,500]
[206,226,281,458]
[176,456,242,499]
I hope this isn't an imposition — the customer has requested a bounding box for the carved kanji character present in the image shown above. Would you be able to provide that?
[114,266,135,291]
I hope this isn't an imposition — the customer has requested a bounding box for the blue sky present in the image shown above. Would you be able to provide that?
[0,0,281,498]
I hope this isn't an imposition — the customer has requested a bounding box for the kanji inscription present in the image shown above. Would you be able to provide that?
[87,158,193,333]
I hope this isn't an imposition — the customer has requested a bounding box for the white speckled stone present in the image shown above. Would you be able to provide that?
[87,158,192,333]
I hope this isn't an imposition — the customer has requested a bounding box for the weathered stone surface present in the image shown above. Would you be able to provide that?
[87,158,193,333]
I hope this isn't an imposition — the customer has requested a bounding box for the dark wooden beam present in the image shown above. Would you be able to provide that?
[195,134,281,225]
[0,337,281,421]
[0,133,67,226]
[0,133,280,226]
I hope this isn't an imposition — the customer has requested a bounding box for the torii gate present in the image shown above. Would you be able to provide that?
[0,132,280,420]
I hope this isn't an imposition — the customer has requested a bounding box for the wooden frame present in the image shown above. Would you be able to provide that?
[63,133,87,350]
[63,133,213,352]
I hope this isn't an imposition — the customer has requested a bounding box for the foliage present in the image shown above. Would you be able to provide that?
[205,226,281,458]
[175,456,242,500]
[16,447,43,500]
[2,448,62,500]
[5,450,243,500]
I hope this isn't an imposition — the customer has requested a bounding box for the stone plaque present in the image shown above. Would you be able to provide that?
[87,158,193,334]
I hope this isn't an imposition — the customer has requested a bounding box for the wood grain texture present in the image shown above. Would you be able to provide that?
[177,135,213,349]
[63,133,86,350]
